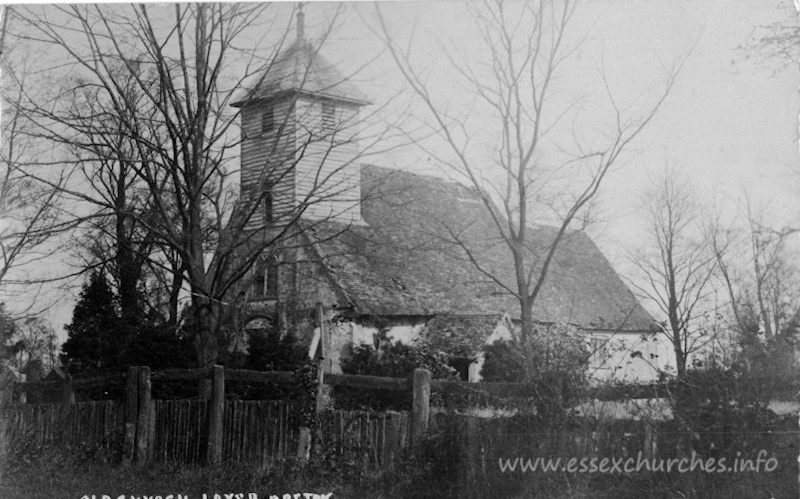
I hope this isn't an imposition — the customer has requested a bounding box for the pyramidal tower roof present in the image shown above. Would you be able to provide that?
[231,7,371,107]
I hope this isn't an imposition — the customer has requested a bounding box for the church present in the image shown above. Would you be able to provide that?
[229,11,670,384]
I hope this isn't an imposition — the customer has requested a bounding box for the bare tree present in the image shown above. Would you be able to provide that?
[0,303,22,364]
[7,316,58,374]
[0,8,65,295]
[24,54,178,328]
[13,3,394,375]
[743,209,800,341]
[704,197,800,401]
[709,197,800,345]
[376,0,679,376]
[630,168,717,378]
[745,3,800,226]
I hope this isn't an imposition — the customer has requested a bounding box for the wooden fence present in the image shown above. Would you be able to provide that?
[2,365,435,467]
[3,399,125,454]
[151,399,301,466]
[318,410,410,469]
[152,399,206,463]
[0,365,676,470]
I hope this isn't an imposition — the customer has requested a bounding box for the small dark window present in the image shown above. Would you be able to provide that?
[251,257,279,299]
[321,101,335,128]
[266,259,278,297]
[261,105,274,134]
[449,358,472,382]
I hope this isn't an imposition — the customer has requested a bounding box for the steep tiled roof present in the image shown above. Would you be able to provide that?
[420,315,506,358]
[305,165,658,333]
[231,38,371,107]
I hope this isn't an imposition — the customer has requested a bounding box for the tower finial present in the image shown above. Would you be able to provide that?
[297,3,305,40]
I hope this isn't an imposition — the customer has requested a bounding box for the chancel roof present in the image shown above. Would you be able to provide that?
[304,165,658,333]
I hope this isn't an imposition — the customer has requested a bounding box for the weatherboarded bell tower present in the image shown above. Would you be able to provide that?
[232,8,371,229]
[233,8,371,334]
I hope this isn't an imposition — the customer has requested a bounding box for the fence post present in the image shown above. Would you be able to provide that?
[412,368,431,445]
[304,302,327,462]
[207,364,224,465]
[136,366,151,465]
[123,366,139,465]
[17,373,26,404]
[315,301,329,413]
[147,403,156,462]
[643,421,654,460]
[61,374,75,405]
[0,370,17,409]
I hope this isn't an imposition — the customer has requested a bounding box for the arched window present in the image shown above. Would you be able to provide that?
[251,256,279,299]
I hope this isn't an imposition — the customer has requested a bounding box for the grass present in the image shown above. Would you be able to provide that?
[1,448,797,499]
[2,458,797,499]
[1,458,370,499]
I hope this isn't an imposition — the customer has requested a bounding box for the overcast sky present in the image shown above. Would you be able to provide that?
[9,0,800,340]
[288,0,800,321]
[327,0,800,253]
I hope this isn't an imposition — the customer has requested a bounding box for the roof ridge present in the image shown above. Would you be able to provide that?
[361,164,584,233]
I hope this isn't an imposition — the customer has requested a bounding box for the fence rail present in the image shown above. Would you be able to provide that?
[0,364,682,470]
[323,372,410,391]
[10,367,675,405]
[1,365,432,466]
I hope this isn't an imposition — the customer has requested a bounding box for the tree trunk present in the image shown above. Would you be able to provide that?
[192,293,220,399]
[673,336,686,378]
[115,162,142,328]
[669,311,687,378]
[192,295,220,368]
[518,294,540,382]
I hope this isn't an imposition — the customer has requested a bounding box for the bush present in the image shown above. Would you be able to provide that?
[337,330,457,411]
[481,323,589,420]
[223,327,311,401]
[670,364,785,458]
[482,322,589,383]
